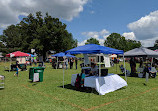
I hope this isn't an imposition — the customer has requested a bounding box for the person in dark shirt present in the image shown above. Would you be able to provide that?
[143,64,149,78]
[70,58,74,69]
[139,58,143,68]
[75,58,78,69]
[130,57,136,76]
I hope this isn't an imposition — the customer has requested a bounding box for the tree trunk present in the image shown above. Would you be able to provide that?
[42,48,47,62]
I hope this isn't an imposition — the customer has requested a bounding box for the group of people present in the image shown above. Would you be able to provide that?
[30,57,37,66]
[143,64,157,78]
[64,57,78,70]
[130,57,157,78]
[75,62,98,89]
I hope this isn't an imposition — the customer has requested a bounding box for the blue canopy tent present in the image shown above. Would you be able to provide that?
[52,52,76,69]
[64,44,126,91]
[52,52,75,58]
[27,53,36,57]
[65,44,124,54]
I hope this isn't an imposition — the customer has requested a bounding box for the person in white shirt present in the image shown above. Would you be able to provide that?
[150,64,157,78]
[64,58,68,70]
[89,63,98,76]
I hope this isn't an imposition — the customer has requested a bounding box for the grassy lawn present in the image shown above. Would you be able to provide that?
[1,61,158,111]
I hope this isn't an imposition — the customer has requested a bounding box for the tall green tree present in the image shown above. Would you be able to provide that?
[1,12,77,60]
[0,25,22,49]
[104,33,141,51]
[85,37,100,45]
[154,40,158,47]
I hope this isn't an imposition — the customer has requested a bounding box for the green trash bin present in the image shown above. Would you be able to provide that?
[29,67,45,82]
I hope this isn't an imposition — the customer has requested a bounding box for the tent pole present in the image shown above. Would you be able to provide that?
[5,57,6,70]
[63,57,65,88]
[84,54,85,66]
[90,56,91,67]
[151,57,153,66]
[9,57,11,72]
[116,60,117,73]
[123,54,127,82]
[63,66,65,88]
[56,57,58,70]
[99,54,101,95]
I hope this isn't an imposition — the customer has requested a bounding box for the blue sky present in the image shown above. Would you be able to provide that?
[1,0,158,47]
[63,0,158,46]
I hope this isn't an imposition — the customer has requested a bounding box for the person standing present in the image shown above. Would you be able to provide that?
[139,58,143,68]
[130,57,136,76]
[14,61,20,77]
[65,58,68,70]
[31,58,34,66]
[70,58,74,69]
[75,58,78,69]
[80,69,85,87]
[130,58,134,76]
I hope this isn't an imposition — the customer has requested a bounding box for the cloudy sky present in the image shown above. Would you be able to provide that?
[0,0,158,47]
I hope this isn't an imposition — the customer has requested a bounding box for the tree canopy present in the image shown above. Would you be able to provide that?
[85,37,100,45]
[104,33,141,51]
[0,12,77,60]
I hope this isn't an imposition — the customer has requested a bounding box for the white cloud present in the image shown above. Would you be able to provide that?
[98,39,104,46]
[78,40,87,46]
[126,10,158,47]
[82,31,99,39]
[82,29,109,39]
[0,0,89,28]
[140,37,158,47]
[78,38,105,46]
[122,32,136,40]
[128,10,158,40]
[103,35,109,40]
[100,29,109,36]
[79,29,110,46]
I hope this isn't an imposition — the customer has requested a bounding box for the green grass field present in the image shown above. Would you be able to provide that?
[1,61,158,111]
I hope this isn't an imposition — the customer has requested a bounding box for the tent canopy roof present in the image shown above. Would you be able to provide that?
[65,44,124,54]
[27,53,36,57]
[52,52,75,58]
[6,51,30,57]
[124,47,158,57]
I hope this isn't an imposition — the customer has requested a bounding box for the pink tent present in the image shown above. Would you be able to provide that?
[6,51,30,57]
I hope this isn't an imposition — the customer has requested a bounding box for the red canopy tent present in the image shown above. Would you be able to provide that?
[6,51,30,57]
[5,51,30,71]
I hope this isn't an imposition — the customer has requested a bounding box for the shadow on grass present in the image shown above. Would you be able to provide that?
[27,80,38,86]
[117,73,125,76]
[4,70,12,72]
[143,83,147,86]
[58,84,99,95]
[0,88,5,90]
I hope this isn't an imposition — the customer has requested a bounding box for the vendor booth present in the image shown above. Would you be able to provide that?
[65,44,127,95]
[6,51,30,71]
[83,54,111,68]
[52,52,75,69]
[71,73,127,95]
[124,47,158,80]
